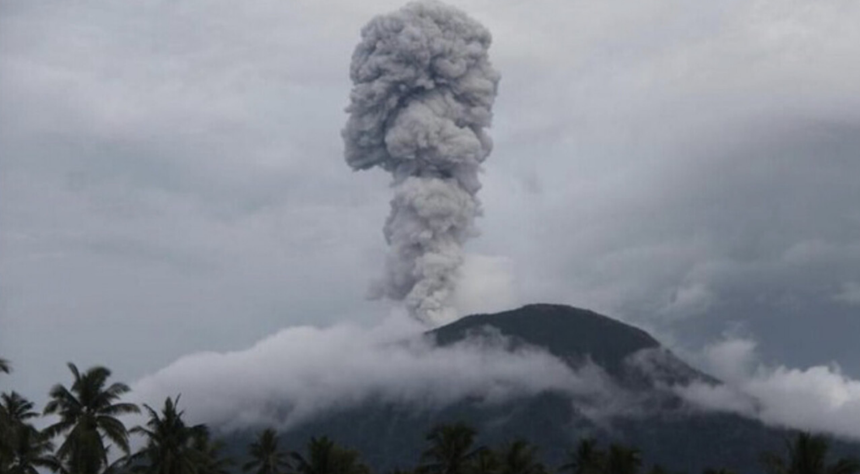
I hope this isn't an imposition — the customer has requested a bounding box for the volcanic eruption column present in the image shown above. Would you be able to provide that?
[343,1,500,324]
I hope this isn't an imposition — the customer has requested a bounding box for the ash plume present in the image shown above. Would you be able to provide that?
[343,1,500,324]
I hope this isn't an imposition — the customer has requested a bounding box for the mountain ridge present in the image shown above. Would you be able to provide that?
[217,303,860,472]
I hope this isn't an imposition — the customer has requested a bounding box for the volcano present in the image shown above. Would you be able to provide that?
[220,304,859,472]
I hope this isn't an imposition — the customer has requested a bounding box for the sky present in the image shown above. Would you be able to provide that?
[2,0,860,436]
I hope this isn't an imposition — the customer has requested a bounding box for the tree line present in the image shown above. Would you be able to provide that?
[1,360,858,474]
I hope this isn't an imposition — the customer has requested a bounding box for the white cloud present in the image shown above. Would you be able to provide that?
[676,336,860,441]
[132,316,612,431]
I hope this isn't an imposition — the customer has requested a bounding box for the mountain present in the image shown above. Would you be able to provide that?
[432,304,712,386]
[219,304,860,472]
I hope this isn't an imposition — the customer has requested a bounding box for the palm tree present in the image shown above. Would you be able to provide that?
[5,425,65,474]
[559,438,605,474]
[2,392,40,467]
[0,361,14,462]
[243,428,291,474]
[43,363,139,474]
[419,423,483,474]
[497,440,545,474]
[290,436,369,474]
[3,392,40,426]
[191,429,233,474]
[604,444,641,474]
[761,432,860,474]
[1,392,63,474]
[128,395,208,474]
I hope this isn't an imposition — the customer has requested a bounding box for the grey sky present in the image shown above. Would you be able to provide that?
[2,0,860,420]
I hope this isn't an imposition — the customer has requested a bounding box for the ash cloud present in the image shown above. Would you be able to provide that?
[343,1,500,324]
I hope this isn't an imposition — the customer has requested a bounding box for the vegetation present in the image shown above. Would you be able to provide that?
[560,438,604,474]
[1,357,859,474]
[128,396,210,474]
[761,433,860,474]
[290,436,369,474]
[243,429,290,474]
[43,363,140,474]
[419,423,482,474]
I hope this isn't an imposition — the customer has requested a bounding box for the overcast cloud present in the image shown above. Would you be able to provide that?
[2,0,860,427]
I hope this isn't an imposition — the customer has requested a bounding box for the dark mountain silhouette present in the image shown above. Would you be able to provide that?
[220,304,860,471]
[432,304,713,387]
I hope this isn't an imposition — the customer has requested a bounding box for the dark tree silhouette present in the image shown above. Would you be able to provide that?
[761,432,860,474]
[5,425,64,474]
[559,438,605,474]
[128,396,208,474]
[191,429,234,474]
[420,423,483,474]
[243,428,291,474]
[647,465,670,474]
[703,469,736,474]
[605,444,641,474]
[2,392,39,426]
[43,363,139,474]
[468,448,500,474]
[0,358,10,374]
[1,392,63,474]
[498,440,545,474]
[290,436,369,474]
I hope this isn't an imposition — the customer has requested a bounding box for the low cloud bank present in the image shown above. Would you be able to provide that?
[675,337,860,441]
[134,315,860,441]
[132,315,610,431]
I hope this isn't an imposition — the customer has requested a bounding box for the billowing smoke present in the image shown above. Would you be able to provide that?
[343,1,500,324]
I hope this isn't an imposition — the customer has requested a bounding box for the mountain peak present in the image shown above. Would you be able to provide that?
[430,303,662,376]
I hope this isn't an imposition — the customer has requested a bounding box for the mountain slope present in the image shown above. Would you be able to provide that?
[219,304,859,472]
[433,304,659,372]
[431,303,711,385]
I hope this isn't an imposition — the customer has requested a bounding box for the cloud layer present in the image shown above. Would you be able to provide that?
[677,336,860,441]
[132,316,609,431]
